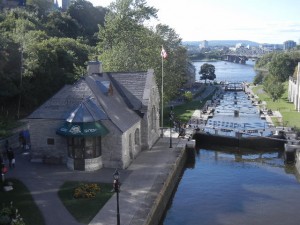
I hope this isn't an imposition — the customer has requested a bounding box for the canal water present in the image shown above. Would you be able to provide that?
[160,61,300,225]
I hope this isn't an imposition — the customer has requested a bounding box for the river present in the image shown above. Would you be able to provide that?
[160,61,300,225]
[193,60,256,83]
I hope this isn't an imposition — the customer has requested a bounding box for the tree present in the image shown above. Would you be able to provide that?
[268,52,296,82]
[155,24,187,102]
[199,63,216,83]
[253,71,265,85]
[98,0,158,51]
[23,37,91,107]
[255,52,275,70]
[68,0,108,45]
[183,91,193,102]
[263,74,285,102]
[26,0,53,17]
[45,11,81,39]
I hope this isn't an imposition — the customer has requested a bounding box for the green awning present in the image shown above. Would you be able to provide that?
[56,121,109,137]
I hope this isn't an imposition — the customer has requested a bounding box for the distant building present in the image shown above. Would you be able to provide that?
[0,0,26,8]
[283,40,296,50]
[62,0,71,11]
[259,44,282,51]
[0,0,59,10]
[235,43,245,48]
[200,40,208,49]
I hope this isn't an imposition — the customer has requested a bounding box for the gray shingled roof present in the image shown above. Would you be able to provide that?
[85,74,141,132]
[28,79,95,119]
[110,71,149,111]
[28,70,154,133]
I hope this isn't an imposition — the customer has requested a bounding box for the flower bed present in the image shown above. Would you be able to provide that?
[73,183,101,199]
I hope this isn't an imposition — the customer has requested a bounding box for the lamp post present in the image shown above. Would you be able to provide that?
[169,106,174,148]
[113,169,120,225]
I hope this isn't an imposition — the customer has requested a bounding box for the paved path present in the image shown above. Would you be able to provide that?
[5,136,187,225]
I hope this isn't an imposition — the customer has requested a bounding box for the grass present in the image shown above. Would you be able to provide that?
[58,181,114,224]
[252,82,300,128]
[163,88,216,126]
[0,178,45,225]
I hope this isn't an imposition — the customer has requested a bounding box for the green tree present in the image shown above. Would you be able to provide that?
[98,0,157,50]
[97,0,188,103]
[45,11,81,39]
[68,0,108,45]
[0,35,21,99]
[23,37,91,107]
[199,63,216,83]
[263,74,285,102]
[0,7,93,114]
[154,24,187,101]
[253,71,265,85]
[255,52,275,70]
[268,52,296,82]
[183,91,193,102]
[26,0,53,17]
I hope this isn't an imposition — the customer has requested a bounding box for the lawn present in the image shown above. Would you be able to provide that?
[0,178,45,225]
[163,88,216,126]
[252,83,300,128]
[58,181,114,224]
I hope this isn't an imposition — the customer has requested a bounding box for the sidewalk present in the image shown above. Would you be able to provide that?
[5,136,187,225]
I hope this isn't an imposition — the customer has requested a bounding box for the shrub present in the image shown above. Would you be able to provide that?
[0,202,25,225]
[73,183,101,199]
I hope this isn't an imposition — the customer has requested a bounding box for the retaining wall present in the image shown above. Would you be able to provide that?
[144,141,194,225]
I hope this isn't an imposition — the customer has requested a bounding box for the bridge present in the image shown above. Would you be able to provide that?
[222,55,249,64]
[222,47,269,64]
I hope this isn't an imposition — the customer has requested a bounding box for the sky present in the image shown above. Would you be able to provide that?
[71,0,300,44]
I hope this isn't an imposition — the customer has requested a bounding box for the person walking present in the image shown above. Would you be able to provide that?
[7,148,15,168]
[1,163,7,182]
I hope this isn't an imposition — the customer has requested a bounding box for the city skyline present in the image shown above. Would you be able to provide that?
[82,0,300,44]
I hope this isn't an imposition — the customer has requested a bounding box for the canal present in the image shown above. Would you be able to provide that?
[160,61,300,225]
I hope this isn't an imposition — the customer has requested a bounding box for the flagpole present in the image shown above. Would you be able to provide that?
[161,54,164,130]
[160,46,167,137]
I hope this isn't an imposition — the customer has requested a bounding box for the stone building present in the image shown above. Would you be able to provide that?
[288,62,300,111]
[26,61,160,171]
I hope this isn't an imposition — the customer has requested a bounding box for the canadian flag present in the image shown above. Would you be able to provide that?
[161,46,167,59]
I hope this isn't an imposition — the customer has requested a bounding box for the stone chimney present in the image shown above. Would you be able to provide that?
[87,60,102,76]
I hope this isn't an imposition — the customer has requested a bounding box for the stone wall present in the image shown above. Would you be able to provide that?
[67,156,103,171]
[143,141,194,225]
[101,120,124,169]
[288,77,299,111]
[142,82,160,151]
[288,62,300,112]
[28,119,67,163]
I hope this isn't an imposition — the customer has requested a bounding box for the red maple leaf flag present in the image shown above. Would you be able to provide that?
[161,46,167,59]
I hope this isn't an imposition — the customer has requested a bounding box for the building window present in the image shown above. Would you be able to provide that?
[134,128,140,146]
[151,106,156,130]
[67,137,102,159]
[129,134,133,159]
[47,138,55,145]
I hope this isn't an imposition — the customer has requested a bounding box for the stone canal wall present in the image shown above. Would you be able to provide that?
[143,140,195,225]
